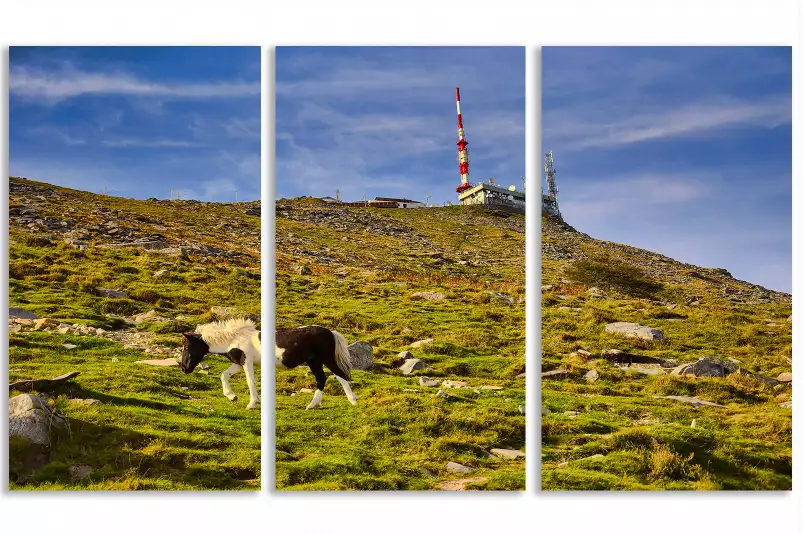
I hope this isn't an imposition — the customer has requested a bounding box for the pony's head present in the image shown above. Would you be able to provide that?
[180,332,209,374]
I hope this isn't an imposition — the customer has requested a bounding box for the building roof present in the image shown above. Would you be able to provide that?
[372,197,422,203]
[457,182,526,200]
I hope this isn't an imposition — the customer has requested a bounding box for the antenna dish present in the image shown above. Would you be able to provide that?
[508,185,516,191]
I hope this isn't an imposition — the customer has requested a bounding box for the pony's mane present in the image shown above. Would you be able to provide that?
[196,318,258,345]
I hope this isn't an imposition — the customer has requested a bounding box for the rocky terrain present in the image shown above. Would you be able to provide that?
[275,197,525,490]
[541,215,792,490]
[8,177,261,490]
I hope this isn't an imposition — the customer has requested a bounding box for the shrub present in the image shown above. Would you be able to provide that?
[649,444,705,481]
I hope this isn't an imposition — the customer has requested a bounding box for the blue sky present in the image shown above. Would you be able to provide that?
[543,47,791,293]
[275,47,525,204]
[10,46,260,202]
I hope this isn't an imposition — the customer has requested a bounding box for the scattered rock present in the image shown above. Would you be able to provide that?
[347,341,374,371]
[295,265,312,275]
[9,394,66,445]
[777,372,792,383]
[490,448,525,459]
[409,338,434,349]
[299,388,314,394]
[604,322,665,341]
[33,318,58,331]
[98,288,128,298]
[153,269,168,278]
[9,307,38,320]
[399,358,427,375]
[62,343,78,350]
[542,369,570,380]
[132,310,161,324]
[779,401,792,409]
[670,356,738,378]
[690,419,697,428]
[584,369,600,383]
[419,376,441,387]
[480,385,503,390]
[412,291,446,301]
[441,380,469,389]
[435,477,488,491]
[9,371,81,392]
[518,405,525,415]
[445,461,474,474]
[397,351,415,360]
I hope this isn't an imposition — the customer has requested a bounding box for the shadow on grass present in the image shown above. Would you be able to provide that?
[10,416,258,490]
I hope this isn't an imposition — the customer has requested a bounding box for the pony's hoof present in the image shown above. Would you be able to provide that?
[349,399,358,406]
[228,395,238,402]
[246,403,258,410]
[305,404,320,410]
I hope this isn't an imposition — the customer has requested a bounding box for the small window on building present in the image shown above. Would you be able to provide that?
[403,203,407,208]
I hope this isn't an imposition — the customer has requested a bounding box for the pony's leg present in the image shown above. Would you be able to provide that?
[221,363,242,401]
[244,356,260,410]
[306,360,326,410]
[335,375,358,405]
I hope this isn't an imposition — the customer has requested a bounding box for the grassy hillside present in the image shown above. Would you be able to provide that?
[541,215,792,490]
[275,198,526,490]
[8,177,261,490]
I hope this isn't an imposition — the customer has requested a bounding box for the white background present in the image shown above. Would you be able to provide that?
[0,1,800,534]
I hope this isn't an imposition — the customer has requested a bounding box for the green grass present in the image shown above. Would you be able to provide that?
[9,178,261,490]
[276,201,525,490]
[542,216,792,490]
[9,332,261,490]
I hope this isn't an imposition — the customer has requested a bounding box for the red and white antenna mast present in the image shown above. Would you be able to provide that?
[455,87,472,193]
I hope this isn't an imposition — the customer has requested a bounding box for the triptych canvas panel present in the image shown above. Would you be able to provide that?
[7,45,791,492]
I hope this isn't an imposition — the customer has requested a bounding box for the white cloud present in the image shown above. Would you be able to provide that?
[10,64,259,102]
[545,95,791,151]
[101,138,206,148]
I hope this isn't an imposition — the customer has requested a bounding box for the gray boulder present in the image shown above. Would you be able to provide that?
[446,462,474,474]
[670,356,739,378]
[399,358,427,375]
[419,376,441,387]
[98,288,128,298]
[490,448,525,459]
[604,322,665,341]
[9,307,38,320]
[9,394,66,445]
[347,341,374,371]
[409,338,434,349]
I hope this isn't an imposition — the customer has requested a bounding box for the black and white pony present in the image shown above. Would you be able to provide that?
[275,325,357,409]
[180,318,261,410]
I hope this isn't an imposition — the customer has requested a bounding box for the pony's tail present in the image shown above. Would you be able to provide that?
[331,330,352,381]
